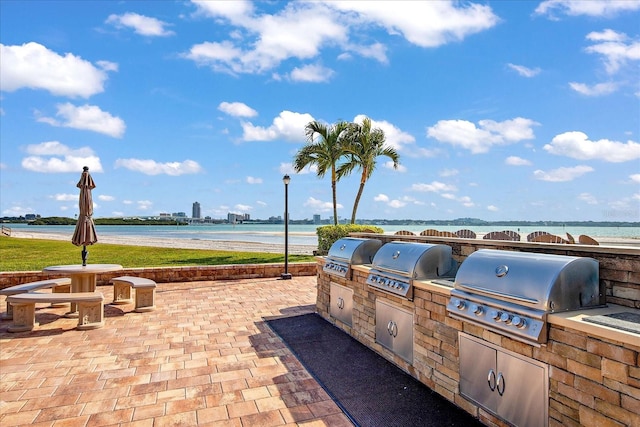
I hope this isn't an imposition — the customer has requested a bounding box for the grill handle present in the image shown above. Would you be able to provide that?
[488,369,496,391]
[456,283,540,305]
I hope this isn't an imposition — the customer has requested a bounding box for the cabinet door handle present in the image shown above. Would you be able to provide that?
[487,369,496,391]
[387,321,398,337]
[496,372,505,396]
[337,297,344,309]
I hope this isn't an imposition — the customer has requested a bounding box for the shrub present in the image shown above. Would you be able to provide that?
[315,224,384,255]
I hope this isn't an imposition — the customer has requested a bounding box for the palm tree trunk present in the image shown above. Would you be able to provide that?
[331,167,338,225]
[351,172,366,224]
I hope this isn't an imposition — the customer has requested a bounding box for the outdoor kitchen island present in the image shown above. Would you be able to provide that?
[316,236,639,427]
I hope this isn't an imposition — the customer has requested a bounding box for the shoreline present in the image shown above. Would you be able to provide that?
[7,230,640,253]
[7,231,319,255]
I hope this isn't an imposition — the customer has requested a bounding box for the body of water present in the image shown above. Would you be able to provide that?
[6,223,639,247]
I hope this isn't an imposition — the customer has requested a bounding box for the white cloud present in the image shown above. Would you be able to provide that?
[439,168,459,177]
[374,194,389,202]
[535,1,640,18]
[303,196,341,212]
[352,114,415,153]
[383,161,406,172]
[186,2,347,74]
[585,30,640,74]
[630,174,640,184]
[186,1,498,76]
[505,156,532,166]
[21,141,103,173]
[544,131,640,162]
[289,63,334,82]
[487,205,499,212]
[234,204,252,212]
[569,81,618,96]
[327,1,499,48]
[106,12,175,37]
[2,205,36,216]
[51,193,77,202]
[533,165,594,182]
[114,159,203,176]
[137,200,153,211]
[0,42,112,98]
[507,63,541,77]
[388,199,406,209]
[37,103,125,138]
[218,101,258,117]
[98,195,115,202]
[578,193,599,205]
[246,176,262,184]
[411,181,457,193]
[242,110,313,142]
[427,117,538,154]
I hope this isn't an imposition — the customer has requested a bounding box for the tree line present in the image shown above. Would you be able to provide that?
[293,116,399,225]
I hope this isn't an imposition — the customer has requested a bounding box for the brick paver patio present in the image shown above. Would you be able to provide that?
[0,276,354,426]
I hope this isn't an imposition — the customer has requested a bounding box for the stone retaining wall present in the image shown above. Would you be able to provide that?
[0,262,317,290]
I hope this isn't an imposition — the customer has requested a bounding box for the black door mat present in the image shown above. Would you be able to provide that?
[266,313,482,427]
[583,312,640,334]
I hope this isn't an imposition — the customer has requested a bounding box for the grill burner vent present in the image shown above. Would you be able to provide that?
[323,237,382,279]
[447,249,604,345]
[366,241,457,300]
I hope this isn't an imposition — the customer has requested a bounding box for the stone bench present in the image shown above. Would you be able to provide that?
[0,278,72,319]
[110,276,156,312]
[6,292,104,332]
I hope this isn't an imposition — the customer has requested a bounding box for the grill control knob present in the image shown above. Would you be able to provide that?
[500,312,512,324]
[470,304,483,315]
[512,316,526,328]
[489,309,501,320]
[452,298,466,310]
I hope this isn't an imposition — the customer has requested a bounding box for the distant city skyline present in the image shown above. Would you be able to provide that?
[1,1,638,222]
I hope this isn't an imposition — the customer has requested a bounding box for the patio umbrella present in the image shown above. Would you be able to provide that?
[71,166,98,266]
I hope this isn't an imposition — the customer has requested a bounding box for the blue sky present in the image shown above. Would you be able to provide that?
[1,0,639,222]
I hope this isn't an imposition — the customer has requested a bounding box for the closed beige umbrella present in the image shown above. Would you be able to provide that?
[71,166,98,266]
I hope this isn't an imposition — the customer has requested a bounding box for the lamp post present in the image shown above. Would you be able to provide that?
[281,174,292,280]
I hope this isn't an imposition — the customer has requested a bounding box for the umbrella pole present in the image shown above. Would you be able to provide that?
[82,245,88,266]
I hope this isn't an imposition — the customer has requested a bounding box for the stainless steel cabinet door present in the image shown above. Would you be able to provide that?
[459,334,498,411]
[330,282,353,327]
[375,299,413,363]
[497,350,548,427]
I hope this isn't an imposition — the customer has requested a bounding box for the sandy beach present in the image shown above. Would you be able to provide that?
[7,230,320,255]
[6,229,639,253]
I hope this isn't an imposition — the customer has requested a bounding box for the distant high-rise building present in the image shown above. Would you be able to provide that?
[192,201,201,219]
[313,214,321,224]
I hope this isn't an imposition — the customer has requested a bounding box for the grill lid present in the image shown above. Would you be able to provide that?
[326,237,382,264]
[370,241,457,279]
[453,249,603,312]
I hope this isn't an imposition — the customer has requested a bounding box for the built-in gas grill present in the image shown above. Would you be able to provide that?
[323,237,382,279]
[447,249,604,345]
[366,241,457,300]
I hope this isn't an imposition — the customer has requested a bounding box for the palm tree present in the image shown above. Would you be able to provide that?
[293,120,350,225]
[339,117,399,224]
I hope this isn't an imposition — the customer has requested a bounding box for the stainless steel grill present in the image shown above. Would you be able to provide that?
[323,237,382,279]
[366,241,457,300]
[447,249,604,345]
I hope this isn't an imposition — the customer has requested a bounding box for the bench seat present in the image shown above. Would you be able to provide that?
[6,292,104,332]
[110,276,157,312]
[0,278,72,319]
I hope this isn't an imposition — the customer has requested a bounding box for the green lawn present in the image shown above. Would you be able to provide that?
[0,236,316,272]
